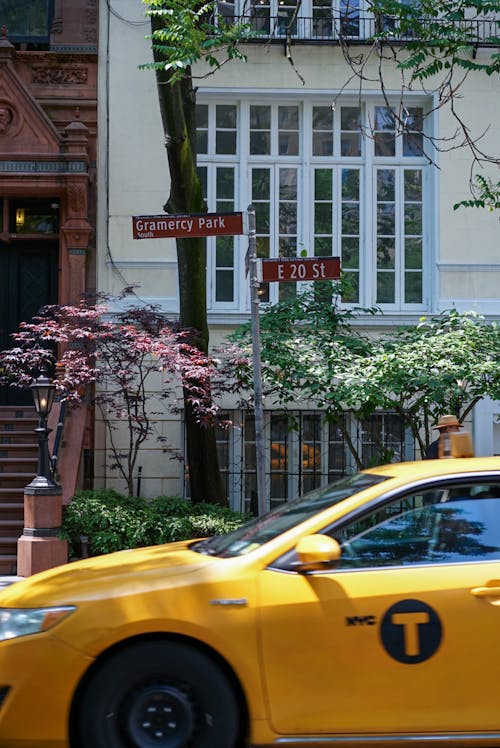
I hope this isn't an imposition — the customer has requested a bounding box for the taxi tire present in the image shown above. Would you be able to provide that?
[73,639,239,748]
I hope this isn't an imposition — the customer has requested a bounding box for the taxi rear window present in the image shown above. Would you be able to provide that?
[193,472,388,557]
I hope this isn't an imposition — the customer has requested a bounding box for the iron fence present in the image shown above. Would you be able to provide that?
[217,13,500,45]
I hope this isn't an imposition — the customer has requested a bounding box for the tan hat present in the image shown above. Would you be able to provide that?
[433,414,462,430]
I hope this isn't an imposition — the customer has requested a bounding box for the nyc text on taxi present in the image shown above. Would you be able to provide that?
[0,456,499,748]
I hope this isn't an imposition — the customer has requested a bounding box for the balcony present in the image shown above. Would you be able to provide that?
[223,12,500,46]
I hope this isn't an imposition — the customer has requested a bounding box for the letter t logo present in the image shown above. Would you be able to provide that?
[391,612,430,656]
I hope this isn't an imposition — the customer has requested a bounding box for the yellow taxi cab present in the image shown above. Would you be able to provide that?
[0,455,499,748]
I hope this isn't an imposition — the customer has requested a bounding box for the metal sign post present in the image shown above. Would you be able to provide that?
[246,205,268,516]
[131,207,340,517]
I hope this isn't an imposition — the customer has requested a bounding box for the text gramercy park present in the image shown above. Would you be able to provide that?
[134,215,228,238]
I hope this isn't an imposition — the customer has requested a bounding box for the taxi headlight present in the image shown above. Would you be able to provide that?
[0,607,76,641]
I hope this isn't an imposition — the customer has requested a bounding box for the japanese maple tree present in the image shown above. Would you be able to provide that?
[0,297,223,499]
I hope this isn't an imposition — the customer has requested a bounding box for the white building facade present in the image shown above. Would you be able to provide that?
[97,0,500,506]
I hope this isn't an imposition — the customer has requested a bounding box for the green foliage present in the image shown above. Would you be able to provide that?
[231,280,376,406]
[454,174,500,212]
[141,0,255,83]
[229,295,500,462]
[371,0,500,79]
[335,310,500,453]
[61,490,247,557]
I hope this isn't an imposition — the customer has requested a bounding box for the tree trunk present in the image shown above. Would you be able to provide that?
[152,22,227,505]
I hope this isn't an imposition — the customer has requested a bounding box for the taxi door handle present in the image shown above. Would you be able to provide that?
[471,585,500,598]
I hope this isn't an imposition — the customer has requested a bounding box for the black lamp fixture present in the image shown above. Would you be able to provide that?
[27,375,59,491]
[30,375,56,420]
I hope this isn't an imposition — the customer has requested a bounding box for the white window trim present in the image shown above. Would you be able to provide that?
[198,89,438,316]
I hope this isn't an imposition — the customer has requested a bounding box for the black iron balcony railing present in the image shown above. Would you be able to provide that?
[219,12,500,45]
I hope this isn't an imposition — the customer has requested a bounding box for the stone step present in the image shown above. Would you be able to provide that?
[0,536,19,555]
[0,487,24,499]
[0,431,39,444]
[0,407,40,575]
[0,473,36,490]
[0,556,18,575]
[0,446,38,473]
[0,419,38,433]
[0,443,38,458]
[0,503,24,521]
[0,459,38,476]
[0,406,36,419]
[0,520,23,539]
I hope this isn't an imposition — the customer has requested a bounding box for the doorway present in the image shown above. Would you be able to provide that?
[0,242,58,405]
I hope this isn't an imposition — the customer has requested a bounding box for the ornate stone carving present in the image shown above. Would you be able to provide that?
[0,100,18,136]
[66,182,88,217]
[31,67,88,85]
[0,106,12,133]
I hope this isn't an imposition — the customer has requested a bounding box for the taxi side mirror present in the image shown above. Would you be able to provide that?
[295,534,341,573]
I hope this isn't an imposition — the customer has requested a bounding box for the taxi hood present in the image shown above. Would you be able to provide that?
[0,540,214,607]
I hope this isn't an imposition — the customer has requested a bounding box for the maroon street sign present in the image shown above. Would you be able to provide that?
[261,257,341,282]
[132,212,244,239]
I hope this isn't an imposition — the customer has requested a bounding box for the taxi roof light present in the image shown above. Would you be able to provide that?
[450,431,474,458]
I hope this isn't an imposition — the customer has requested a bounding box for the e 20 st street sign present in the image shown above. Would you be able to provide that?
[132,212,244,239]
[261,257,341,282]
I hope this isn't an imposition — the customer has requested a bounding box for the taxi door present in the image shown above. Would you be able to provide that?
[257,493,500,737]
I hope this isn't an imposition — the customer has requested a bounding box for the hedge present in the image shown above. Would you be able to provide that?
[61,489,248,557]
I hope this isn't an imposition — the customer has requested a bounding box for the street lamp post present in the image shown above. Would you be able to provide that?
[17,375,68,577]
[27,375,59,491]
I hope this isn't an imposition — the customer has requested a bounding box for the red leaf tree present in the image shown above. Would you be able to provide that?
[0,297,225,499]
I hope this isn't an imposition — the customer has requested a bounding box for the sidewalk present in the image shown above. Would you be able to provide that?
[0,577,23,588]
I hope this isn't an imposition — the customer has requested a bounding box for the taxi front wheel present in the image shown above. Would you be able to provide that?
[72,639,240,748]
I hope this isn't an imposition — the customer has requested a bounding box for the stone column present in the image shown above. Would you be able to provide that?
[17,484,68,577]
[60,115,92,304]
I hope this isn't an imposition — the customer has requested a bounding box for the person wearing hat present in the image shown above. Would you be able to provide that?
[424,414,463,459]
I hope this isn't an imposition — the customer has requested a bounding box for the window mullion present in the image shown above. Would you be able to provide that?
[396,168,404,309]
[362,118,373,309]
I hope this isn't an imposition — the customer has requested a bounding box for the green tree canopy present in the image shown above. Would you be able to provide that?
[230,294,500,464]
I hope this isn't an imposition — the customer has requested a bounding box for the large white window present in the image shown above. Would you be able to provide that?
[197,95,433,312]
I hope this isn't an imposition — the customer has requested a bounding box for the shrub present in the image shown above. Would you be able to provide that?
[62,490,247,557]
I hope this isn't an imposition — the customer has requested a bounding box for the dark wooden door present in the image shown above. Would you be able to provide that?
[0,242,58,405]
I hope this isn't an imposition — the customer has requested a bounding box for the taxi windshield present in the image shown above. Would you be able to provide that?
[193,471,388,557]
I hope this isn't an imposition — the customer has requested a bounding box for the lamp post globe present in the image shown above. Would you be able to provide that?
[27,375,59,491]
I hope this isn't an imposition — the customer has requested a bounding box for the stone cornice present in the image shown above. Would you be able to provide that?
[16,51,97,64]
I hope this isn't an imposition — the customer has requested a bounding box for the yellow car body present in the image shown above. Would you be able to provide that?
[0,456,499,747]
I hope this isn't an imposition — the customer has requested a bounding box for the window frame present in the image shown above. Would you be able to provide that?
[269,471,500,572]
[197,92,435,314]
[211,408,414,512]
[333,478,500,569]
[0,0,54,45]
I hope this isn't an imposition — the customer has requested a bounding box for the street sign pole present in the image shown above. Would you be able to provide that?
[247,205,268,517]
[131,208,339,517]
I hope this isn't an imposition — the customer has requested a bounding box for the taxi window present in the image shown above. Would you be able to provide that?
[193,471,388,557]
[334,481,500,569]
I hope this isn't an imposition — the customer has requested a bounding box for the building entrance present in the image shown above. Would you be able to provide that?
[0,199,59,405]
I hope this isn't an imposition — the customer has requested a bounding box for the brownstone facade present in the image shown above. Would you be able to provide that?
[0,2,98,574]
[0,1,98,347]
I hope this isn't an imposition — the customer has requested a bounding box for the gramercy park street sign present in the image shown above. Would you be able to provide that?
[132,212,244,239]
